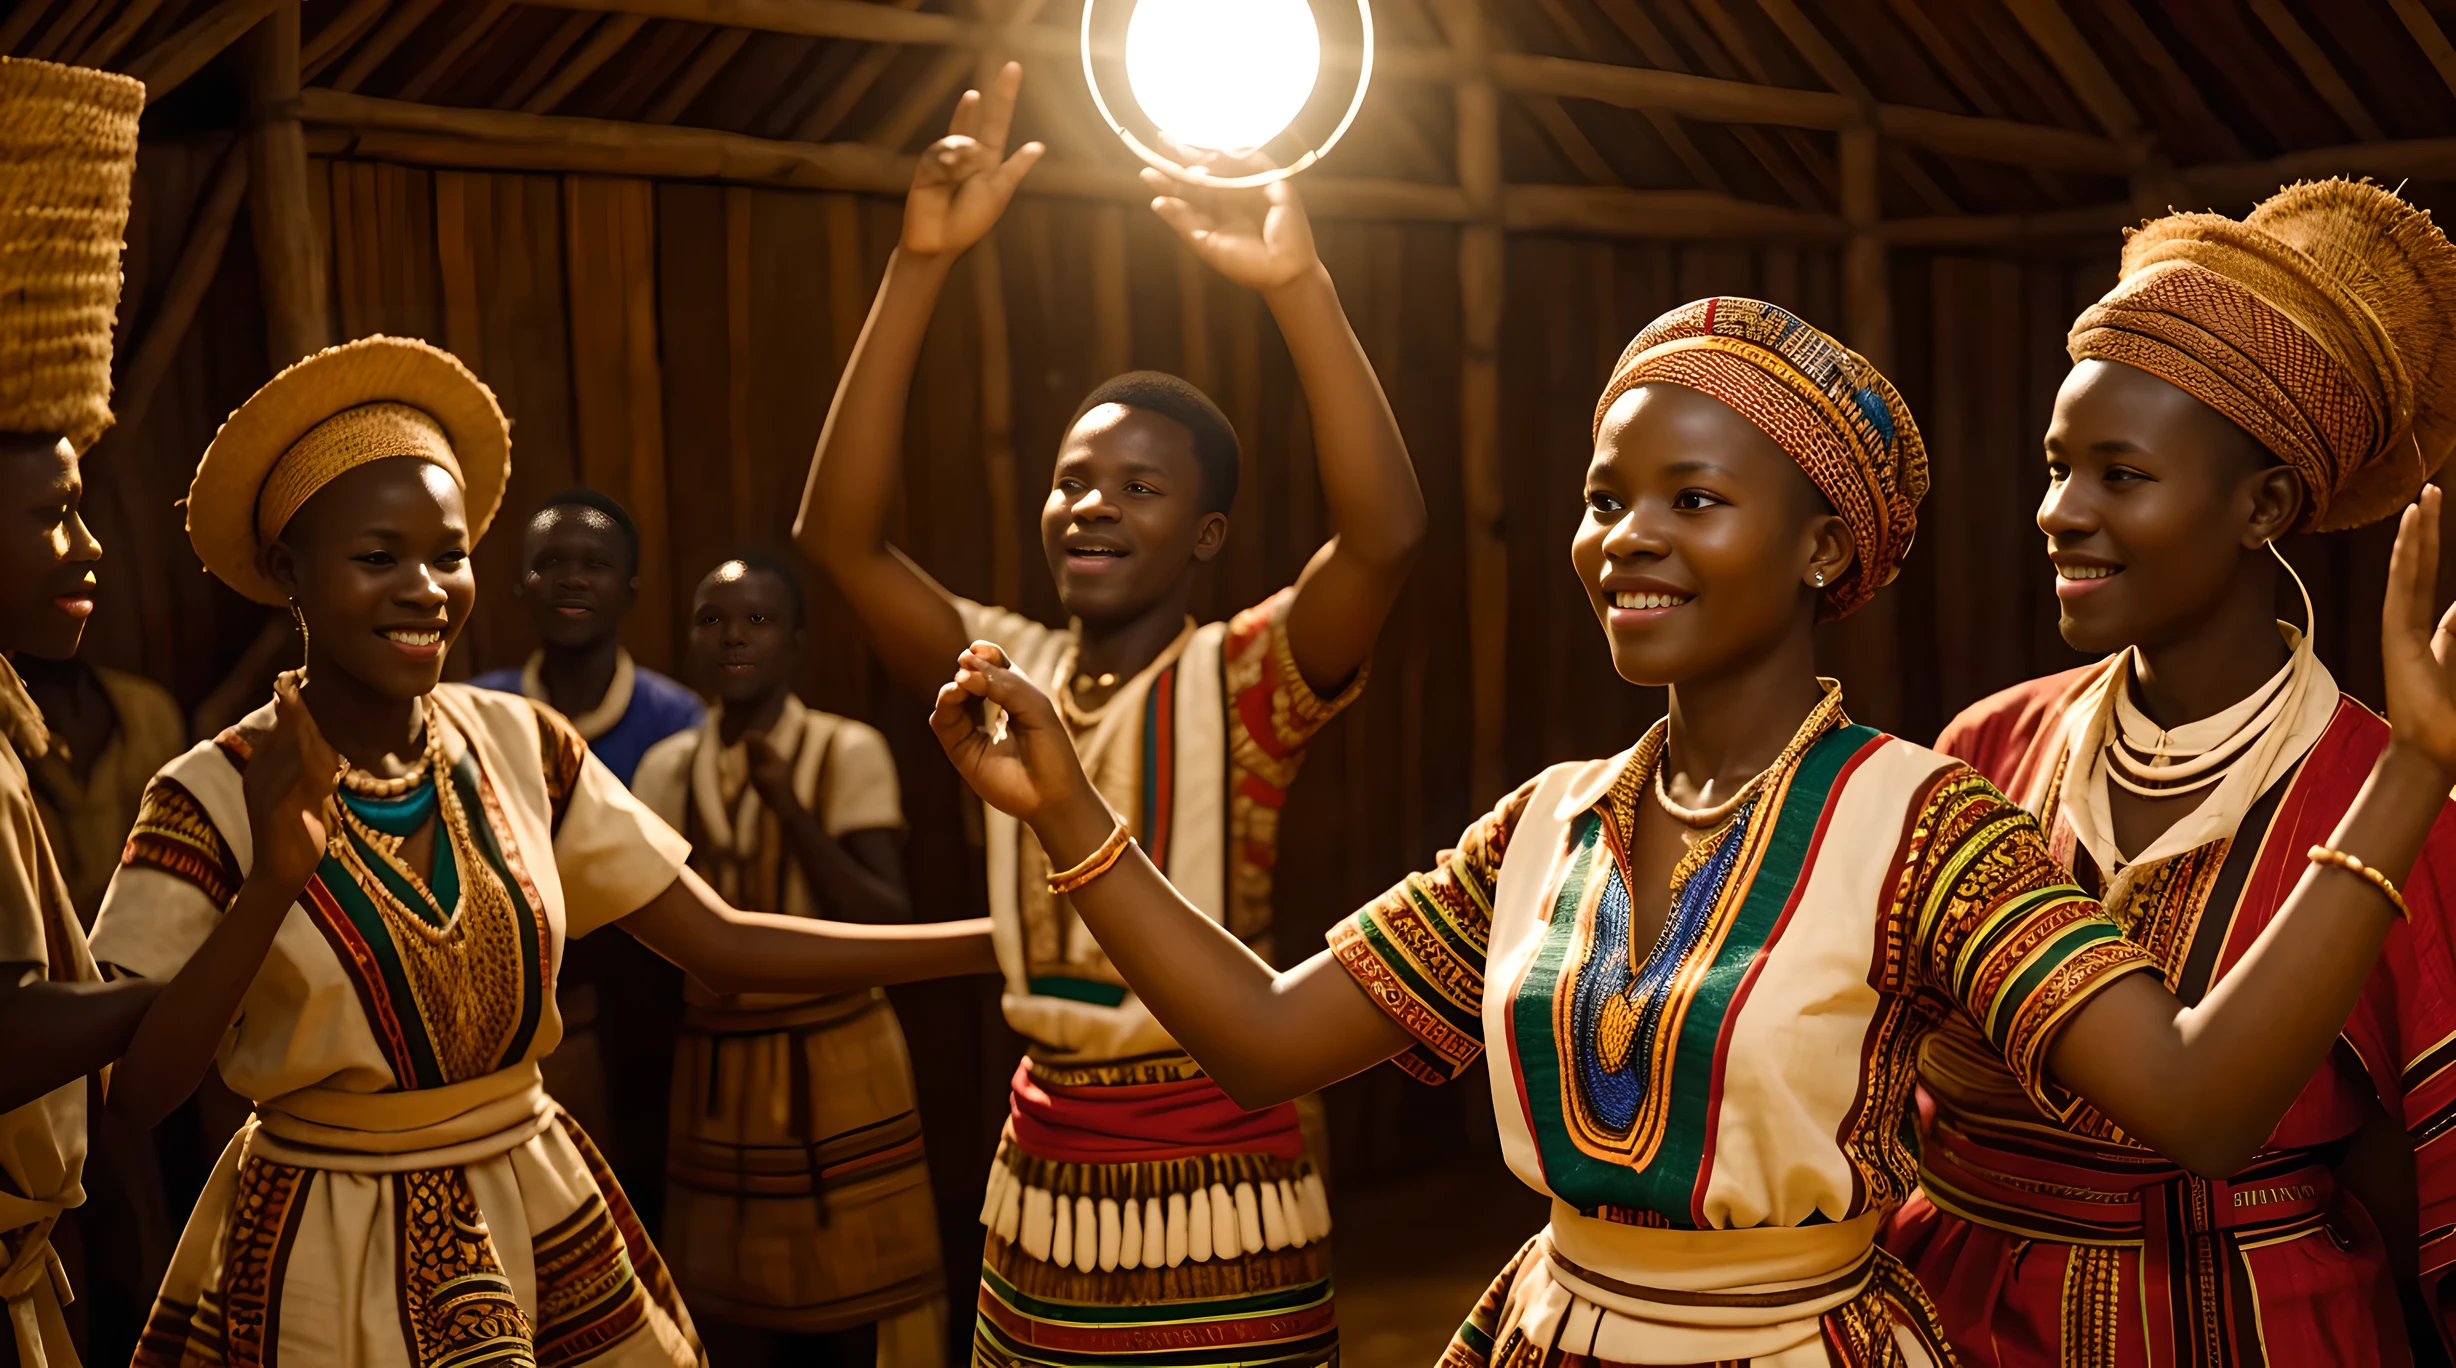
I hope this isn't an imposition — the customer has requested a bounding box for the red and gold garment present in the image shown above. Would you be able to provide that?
[956,588,1358,1368]
[1884,658,2456,1367]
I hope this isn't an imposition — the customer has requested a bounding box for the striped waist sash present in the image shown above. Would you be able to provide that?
[1919,1125,2336,1368]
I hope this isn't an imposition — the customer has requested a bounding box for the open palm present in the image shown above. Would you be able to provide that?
[2381,486,2456,769]
[1143,166,1318,292]
[903,61,1045,258]
[241,671,342,893]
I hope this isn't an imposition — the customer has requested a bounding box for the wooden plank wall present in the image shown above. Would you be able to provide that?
[79,137,2437,1299]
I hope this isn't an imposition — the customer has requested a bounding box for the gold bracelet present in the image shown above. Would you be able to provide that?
[1048,820,1135,895]
[2307,845,2409,918]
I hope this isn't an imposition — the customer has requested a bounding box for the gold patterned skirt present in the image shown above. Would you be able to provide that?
[132,1065,702,1368]
[661,988,945,1345]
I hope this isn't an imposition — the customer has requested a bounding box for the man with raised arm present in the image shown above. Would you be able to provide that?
[796,63,1424,1368]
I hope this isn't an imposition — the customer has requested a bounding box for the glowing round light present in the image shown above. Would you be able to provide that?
[1124,0,1322,153]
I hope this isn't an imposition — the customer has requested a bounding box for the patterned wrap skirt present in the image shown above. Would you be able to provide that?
[661,987,946,1355]
[1442,1207,1954,1368]
[972,1058,1337,1368]
[132,1064,702,1368]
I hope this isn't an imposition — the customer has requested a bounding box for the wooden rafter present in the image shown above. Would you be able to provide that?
[644,27,746,124]
[2389,0,2456,105]
[1576,0,1733,193]
[494,11,598,110]
[292,84,1862,238]
[329,0,444,92]
[301,0,389,81]
[786,0,923,140]
[1633,0,1824,207]
[74,0,169,66]
[506,0,2138,172]
[1998,0,2138,138]
[124,0,281,103]
[2245,0,2385,143]
[0,1,59,55]
[397,0,507,101]
[522,11,647,114]
[1749,0,1957,213]
[2078,0,2243,162]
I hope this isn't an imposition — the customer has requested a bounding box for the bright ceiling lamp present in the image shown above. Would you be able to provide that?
[1127,0,1320,154]
[1082,0,1374,189]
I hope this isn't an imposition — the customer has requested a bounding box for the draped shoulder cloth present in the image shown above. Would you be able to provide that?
[1595,296,1928,620]
[2070,178,2456,531]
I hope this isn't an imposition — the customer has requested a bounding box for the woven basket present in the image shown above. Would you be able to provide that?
[0,57,142,451]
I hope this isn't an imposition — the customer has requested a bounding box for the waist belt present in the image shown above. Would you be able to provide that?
[1919,1124,2337,1368]
[1518,1204,1887,1362]
[245,1062,558,1173]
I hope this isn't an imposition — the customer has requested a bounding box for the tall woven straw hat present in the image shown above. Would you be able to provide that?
[2070,179,2456,532]
[0,57,142,452]
[188,336,512,606]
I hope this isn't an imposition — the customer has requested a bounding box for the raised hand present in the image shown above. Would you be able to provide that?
[2382,485,2456,774]
[1142,163,1320,293]
[903,61,1046,259]
[240,671,341,896]
[929,641,1101,824]
[745,730,798,809]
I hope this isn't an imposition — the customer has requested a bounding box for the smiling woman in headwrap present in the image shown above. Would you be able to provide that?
[84,335,1001,1368]
[920,291,2456,1367]
[1885,181,2456,1367]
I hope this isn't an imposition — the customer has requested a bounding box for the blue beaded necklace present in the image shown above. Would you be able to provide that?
[338,769,460,920]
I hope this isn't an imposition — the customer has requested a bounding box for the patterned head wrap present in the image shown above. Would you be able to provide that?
[0,57,143,452]
[1593,297,1928,621]
[2069,179,2456,532]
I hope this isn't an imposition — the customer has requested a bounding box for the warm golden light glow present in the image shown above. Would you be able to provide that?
[1124,0,1323,153]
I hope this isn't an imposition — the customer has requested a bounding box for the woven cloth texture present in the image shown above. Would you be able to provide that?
[1595,296,1928,621]
[257,402,466,540]
[0,57,142,451]
[2070,179,2456,531]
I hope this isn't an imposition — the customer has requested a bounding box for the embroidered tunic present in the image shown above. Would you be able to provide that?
[956,588,1359,1368]
[632,699,946,1357]
[1885,655,2456,1367]
[1332,698,2156,1366]
[0,658,102,1368]
[90,684,703,1368]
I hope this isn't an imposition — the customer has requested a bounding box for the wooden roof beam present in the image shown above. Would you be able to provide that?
[2245,0,2386,143]
[124,0,281,103]
[2390,0,2456,105]
[505,0,2136,171]
[1999,0,2139,138]
[292,87,1866,237]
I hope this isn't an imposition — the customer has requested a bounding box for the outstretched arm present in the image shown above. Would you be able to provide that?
[618,866,993,993]
[111,673,337,1127]
[794,62,1044,697]
[932,466,2456,1166]
[747,732,911,924]
[1145,171,1425,695]
[0,972,160,1114]
[2047,489,2456,1177]
[931,641,1412,1108]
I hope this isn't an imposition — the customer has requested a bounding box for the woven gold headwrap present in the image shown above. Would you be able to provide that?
[0,57,142,452]
[188,336,510,606]
[2069,179,2456,532]
[255,403,467,542]
[1594,297,1928,621]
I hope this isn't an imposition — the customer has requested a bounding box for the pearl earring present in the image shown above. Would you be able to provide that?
[1811,571,1825,586]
